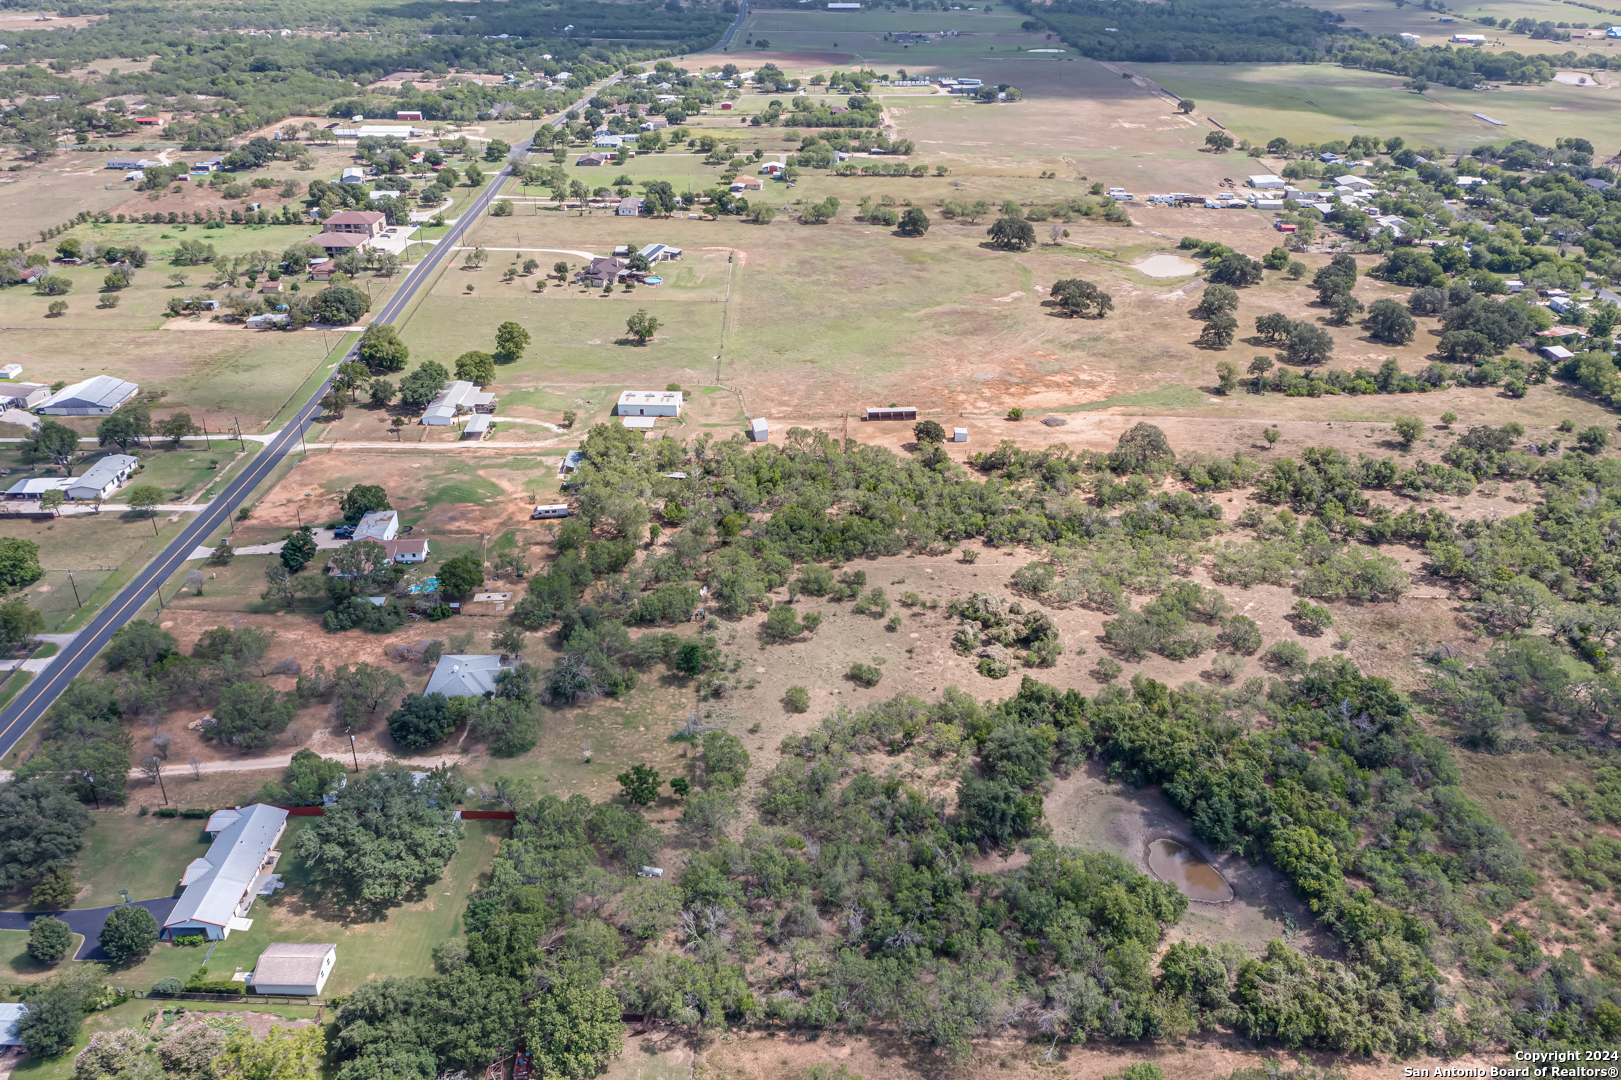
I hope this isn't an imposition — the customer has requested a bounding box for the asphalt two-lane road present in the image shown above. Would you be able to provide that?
[0,147,525,765]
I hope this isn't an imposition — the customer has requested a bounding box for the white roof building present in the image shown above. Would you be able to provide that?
[425,654,505,697]
[354,509,399,542]
[163,804,288,941]
[637,243,682,262]
[39,375,139,415]
[64,454,138,500]
[616,389,682,417]
[251,943,337,995]
[423,380,496,425]
[1247,174,1285,189]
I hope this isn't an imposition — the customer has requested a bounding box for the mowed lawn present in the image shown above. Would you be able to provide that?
[1133,62,1621,150]
[24,818,505,1003]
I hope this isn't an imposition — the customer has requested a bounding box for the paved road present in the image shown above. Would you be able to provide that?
[0,897,178,961]
[0,144,526,766]
[716,0,749,50]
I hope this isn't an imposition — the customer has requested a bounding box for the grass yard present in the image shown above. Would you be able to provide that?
[0,328,342,432]
[7,812,212,912]
[1133,61,1621,151]
[0,928,84,983]
[0,508,197,633]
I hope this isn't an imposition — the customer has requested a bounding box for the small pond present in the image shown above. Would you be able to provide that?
[1131,254,1202,279]
[1147,838,1234,902]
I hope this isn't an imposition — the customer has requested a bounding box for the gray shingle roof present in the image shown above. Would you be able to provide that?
[425,654,503,697]
[164,804,287,930]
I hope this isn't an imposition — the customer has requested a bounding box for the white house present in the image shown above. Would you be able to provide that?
[617,196,643,216]
[251,943,336,995]
[65,454,139,500]
[38,375,139,416]
[353,509,399,541]
[426,654,506,697]
[163,803,288,941]
[1337,175,1377,192]
[340,167,366,184]
[616,389,682,417]
[423,381,496,425]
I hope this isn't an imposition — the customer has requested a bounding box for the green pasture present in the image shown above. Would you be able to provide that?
[724,8,1045,66]
[1312,0,1621,54]
[400,292,727,383]
[1133,61,1621,150]
[0,328,339,429]
[0,507,195,634]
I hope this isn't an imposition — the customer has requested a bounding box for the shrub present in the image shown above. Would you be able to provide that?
[784,685,810,713]
[1265,639,1310,673]
[98,904,159,963]
[848,662,882,687]
[1290,600,1334,635]
[978,656,1011,679]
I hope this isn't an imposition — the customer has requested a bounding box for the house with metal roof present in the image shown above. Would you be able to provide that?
[353,509,399,541]
[163,803,288,941]
[38,375,139,416]
[251,943,337,995]
[425,654,506,697]
[64,454,138,500]
[422,380,496,425]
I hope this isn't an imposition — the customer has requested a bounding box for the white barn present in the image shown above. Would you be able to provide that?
[616,390,682,417]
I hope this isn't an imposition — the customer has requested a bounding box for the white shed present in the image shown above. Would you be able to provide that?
[251,943,336,995]
[1247,174,1285,189]
[750,417,769,441]
[1542,345,1575,361]
[953,427,968,443]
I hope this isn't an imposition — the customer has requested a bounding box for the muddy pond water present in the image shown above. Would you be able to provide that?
[1147,838,1234,902]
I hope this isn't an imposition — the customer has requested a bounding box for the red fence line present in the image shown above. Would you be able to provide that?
[270,806,517,820]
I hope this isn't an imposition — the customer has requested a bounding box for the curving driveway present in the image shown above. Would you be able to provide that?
[0,896,178,961]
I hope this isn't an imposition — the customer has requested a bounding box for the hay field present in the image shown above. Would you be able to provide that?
[1312,0,1621,55]
[1133,60,1621,149]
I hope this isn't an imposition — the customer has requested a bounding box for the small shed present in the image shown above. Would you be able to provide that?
[1542,345,1575,362]
[750,417,769,442]
[864,406,917,421]
[251,943,337,995]
[463,414,492,439]
[0,364,22,380]
[953,427,968,443]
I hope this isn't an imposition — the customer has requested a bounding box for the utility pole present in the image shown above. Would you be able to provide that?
[349,734,360,772]
[154,761,167,805]
[67,571,80,609]
[233,416,245,450]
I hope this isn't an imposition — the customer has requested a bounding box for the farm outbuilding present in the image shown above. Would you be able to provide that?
[617,390,682,417]
[750,417,769,441]
[864,406,917,421]
[251,943,337,995]
[39,375,139,415]
[953,427,968,443]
